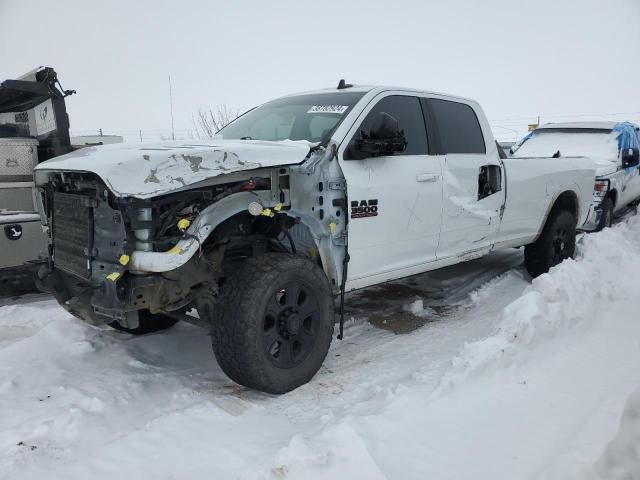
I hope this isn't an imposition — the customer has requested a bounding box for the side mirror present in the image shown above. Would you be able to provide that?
[355,112,407,158]
[370,112,401,140]
[622,148,639,168]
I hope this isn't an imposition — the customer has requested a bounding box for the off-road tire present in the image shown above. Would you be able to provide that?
[209,253,334,394]
[109,310,178,334]
[595,196,614,232]
[524,209,576,278]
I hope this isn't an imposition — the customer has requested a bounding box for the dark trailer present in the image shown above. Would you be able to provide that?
[0,67,74,296]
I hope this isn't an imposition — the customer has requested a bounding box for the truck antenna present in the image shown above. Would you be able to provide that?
[337,79,353,90]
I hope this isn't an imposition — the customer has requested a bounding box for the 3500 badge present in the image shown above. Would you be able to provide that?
[350,199,378,219]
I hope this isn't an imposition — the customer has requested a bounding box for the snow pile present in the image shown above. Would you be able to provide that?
[593,387,640,479]
[437,217,640,392]
[249,218,640,479]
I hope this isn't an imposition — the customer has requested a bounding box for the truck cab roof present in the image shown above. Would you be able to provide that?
[280,84,477,105]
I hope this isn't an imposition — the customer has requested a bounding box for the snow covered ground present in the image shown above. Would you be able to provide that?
[1,217,640,479]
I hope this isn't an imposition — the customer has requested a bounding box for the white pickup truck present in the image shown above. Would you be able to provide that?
[511,122,640,231]
[34,83,595,393]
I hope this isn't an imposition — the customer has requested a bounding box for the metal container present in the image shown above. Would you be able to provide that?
[0,137,39,183]
[0,212,46,269]
[0,185,35,211]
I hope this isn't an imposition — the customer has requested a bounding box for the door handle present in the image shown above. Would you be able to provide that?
[416,173,440,182]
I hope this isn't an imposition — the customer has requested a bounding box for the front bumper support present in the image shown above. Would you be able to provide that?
[580,203,603,232]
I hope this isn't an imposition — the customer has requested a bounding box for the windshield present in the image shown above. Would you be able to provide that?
[512,129,620,160]
[217,92,365,144]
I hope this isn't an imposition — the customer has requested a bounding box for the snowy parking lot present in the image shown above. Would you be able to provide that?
[1,216,640,479]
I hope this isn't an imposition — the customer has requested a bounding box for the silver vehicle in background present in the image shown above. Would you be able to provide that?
[511,122,640,232]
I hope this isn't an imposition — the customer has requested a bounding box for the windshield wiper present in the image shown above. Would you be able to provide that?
[240,136,253,140]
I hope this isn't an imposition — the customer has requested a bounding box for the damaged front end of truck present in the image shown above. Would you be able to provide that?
[33,140,346,333]
[32,86,368,393]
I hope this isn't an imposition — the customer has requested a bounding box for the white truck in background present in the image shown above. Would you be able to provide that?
[511,122,640,231]
[35,82,595,393]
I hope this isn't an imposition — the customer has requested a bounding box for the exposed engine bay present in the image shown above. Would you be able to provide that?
[36,166,338,330]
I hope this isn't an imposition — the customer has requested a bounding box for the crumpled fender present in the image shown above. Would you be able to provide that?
[129,191,275,272]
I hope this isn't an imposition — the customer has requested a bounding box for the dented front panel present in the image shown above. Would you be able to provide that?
[34,139,313,198]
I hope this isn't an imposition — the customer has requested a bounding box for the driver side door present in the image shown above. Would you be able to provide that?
[338,93,444,289]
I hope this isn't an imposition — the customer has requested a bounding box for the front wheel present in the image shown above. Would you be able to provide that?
[524,209,576,278]
[208,253,335,394]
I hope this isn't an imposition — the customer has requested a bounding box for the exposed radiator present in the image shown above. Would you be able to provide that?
[52,192,93,279]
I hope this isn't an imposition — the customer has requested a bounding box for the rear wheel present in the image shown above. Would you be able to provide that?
[108,310,178,334]
[595,196,614,232]
[209,253,334,394]
[524,209,576,278]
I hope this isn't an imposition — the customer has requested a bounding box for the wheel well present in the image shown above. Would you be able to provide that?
[606,189,618,207]
[205,211,322,267]
[550,190,579,219]
[532,190,579,244]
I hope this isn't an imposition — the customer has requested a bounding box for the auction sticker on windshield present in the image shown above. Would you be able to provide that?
[307,105,349,114]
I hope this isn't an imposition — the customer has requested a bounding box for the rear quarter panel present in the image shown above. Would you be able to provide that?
[497,156,594,247]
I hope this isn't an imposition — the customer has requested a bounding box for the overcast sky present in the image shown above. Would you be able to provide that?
[2,0,639,142]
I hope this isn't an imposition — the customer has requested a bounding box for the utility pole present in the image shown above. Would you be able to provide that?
[139,129,142,142]
[169,75,175,140]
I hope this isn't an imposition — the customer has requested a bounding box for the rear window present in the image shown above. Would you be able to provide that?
[429,99,486,154]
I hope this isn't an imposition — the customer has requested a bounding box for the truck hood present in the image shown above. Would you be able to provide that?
[34,139,314,198]
[592,157,618,177]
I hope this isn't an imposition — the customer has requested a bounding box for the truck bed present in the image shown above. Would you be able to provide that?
[497,156,594,248]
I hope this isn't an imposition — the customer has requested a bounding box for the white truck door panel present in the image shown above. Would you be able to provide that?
[630,166,640,202]
[620,165,640,207]
[616,127,640,207]
[438,154,504,257]
[425,98,504,259]
[338,94,443,284]
[341,155,443,281]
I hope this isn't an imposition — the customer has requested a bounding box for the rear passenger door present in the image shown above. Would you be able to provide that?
[426,98,505,259]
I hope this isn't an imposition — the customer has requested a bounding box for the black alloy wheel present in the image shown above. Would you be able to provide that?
[263,282,320,369]
[551,225,572,264]
[524,209,577,278]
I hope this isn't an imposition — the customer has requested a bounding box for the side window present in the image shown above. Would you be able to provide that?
[429,99,486,154]
[478,165,502,200]
[348,95,428,158]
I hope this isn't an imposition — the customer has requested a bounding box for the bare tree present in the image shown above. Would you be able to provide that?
[192,105,239,138]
